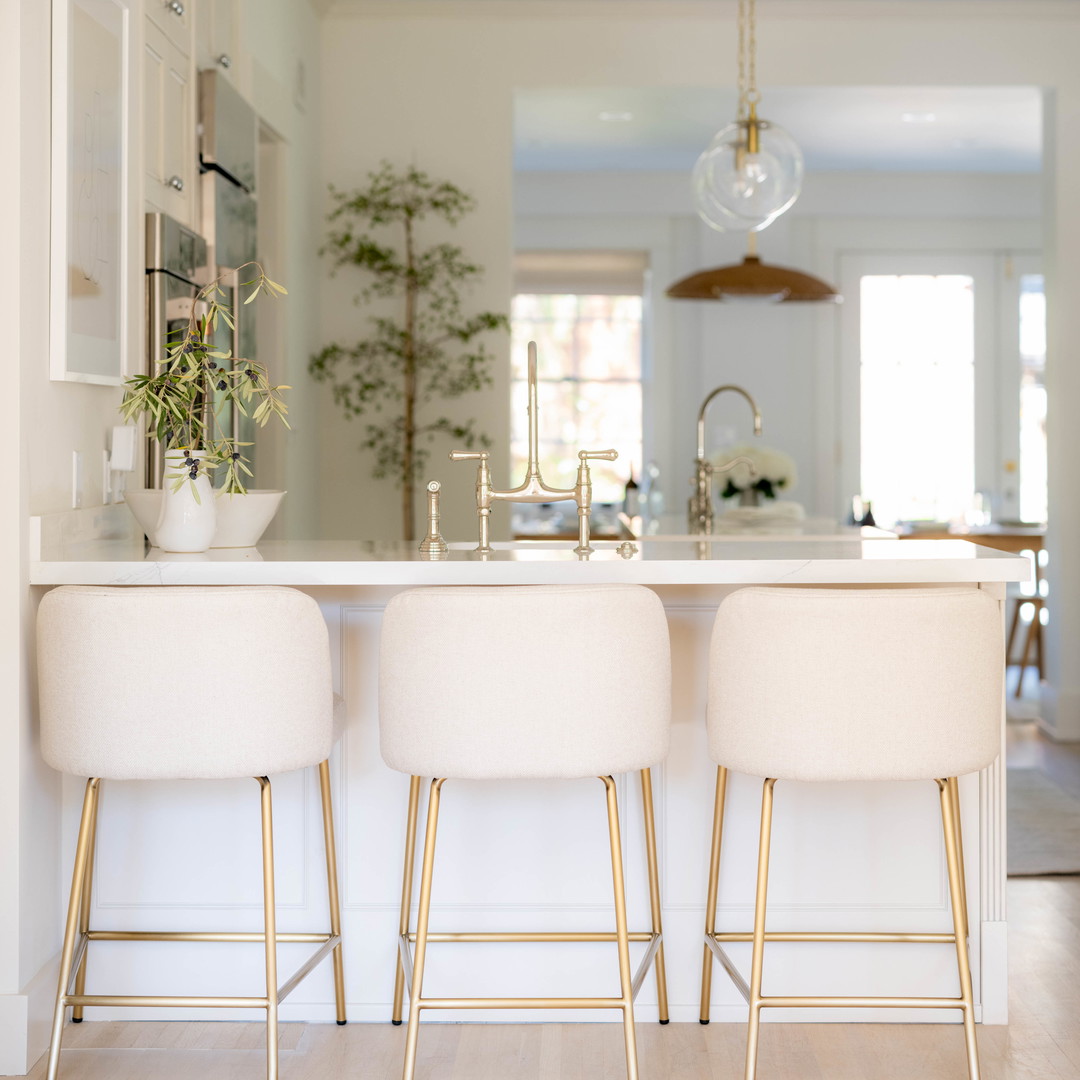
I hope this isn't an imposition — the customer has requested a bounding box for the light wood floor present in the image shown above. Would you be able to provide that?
[25,875,1080,1079]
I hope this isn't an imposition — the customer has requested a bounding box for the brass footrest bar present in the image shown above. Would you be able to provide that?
[64,995,269,1009]
[416,997,629,1011]
[407,931,655,943]
[713,931,956,944]
[398,931,662,1008]
[86,931,334,944]
[65,932,341,1007]
[758,995,970,1010]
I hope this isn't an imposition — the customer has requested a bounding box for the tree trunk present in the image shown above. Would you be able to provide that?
[402,215,417,541]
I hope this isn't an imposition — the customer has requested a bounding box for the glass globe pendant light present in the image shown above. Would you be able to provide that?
[693,0,804,233]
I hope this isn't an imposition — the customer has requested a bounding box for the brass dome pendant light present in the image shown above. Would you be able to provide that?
[668,0,840,303]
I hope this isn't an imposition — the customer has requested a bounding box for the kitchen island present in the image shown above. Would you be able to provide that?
[30,528,1026,1027]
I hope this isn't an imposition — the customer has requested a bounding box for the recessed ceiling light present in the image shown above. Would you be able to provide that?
[598,111,634,123]
[900,111,937,124]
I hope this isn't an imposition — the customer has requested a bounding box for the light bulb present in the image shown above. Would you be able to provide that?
[692,118,804,233]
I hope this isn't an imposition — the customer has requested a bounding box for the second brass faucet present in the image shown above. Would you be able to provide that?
[451,341,617,555]
[689,384,762,535]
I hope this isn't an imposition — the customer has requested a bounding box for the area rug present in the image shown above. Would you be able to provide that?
[1007,767,1080,876]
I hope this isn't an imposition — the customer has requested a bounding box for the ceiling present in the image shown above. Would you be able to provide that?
[514,85,1042,173]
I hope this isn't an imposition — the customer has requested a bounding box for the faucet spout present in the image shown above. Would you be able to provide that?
[696,384,763,461]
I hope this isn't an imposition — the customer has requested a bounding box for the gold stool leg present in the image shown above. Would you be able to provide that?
[940,778,981,1080]
[71,778,101,1023]
[700,765,729,1023]
[744,778,777,1080]
[602,776,639,1080]
[392,775,423,1025]
[402,778,445,1080]
[639,768,669,1024]
[947,777,968,941]
[256,777,279,1080]
[46,778,100,1080]
[318,760,347,1024]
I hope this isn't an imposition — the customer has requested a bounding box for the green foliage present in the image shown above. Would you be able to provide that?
[309,161,509,539]
[120,264,290,496]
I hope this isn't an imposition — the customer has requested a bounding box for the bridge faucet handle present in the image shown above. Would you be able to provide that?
[449,450,490,462]
[579,448,618,462]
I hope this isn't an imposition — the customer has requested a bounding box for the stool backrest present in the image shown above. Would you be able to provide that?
[38,586,333,780]
[379,584,671,780]
[708,586,1003,782]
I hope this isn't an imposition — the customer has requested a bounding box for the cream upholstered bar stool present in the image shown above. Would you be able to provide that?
[37,586,347,1080]
[698,586,1003,1080]
[379,584,671,1080]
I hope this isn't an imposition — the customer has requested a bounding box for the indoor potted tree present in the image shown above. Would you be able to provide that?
[309,162,508,541]
[120,263,291,552]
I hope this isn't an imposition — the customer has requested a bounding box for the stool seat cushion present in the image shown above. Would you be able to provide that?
[708,586,1003,782]
[379,584,671,779]
[38,586,334,780]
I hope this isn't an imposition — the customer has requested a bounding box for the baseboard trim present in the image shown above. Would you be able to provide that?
[0,954,59,1077]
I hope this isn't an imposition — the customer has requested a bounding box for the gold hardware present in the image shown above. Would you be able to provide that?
[451,341,617,554]
[46,767,346,1080]
[418,480,449,560]
[395,771,667,1080]
[392,775,423,1025]
[689,385,762,534]
[617,541,638,559]
[699,767,981,1079]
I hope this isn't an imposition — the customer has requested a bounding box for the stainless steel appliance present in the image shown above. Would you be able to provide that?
[144,212,209,489]
[198,69,259,474]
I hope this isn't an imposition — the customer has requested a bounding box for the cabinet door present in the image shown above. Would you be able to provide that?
[198,0,239,82]
[146,0,193,57]
[143,20,195,224]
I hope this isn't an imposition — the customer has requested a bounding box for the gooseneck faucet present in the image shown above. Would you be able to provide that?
[689,384,763,534]
[450,341,618,555]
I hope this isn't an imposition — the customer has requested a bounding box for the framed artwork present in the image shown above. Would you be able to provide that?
[50,0,135,385]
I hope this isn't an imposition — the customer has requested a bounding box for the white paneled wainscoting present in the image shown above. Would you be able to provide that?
[55,583,1008,1028]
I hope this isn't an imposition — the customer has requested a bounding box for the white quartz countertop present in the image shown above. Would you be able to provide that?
[30,535,1030,587]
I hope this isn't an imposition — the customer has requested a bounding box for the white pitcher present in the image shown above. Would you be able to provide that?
[154,450,217,553]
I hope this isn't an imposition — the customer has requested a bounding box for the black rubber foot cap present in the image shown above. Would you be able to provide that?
[337,1020,347,1026]
[72,1018,83,1024]
[659,1019,670,1025]
[391,1019,403,1026]
[699,1019,710,1025]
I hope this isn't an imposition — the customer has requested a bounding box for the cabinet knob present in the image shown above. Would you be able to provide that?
[166,0,184,15]
[166,175,184,192]
[217,53,232,69]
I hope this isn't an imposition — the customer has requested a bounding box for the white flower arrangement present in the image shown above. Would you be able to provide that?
[710,443,798,500]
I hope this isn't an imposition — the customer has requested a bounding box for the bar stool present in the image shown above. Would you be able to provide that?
[379,584,671,1080]
[699,586,1003,1080]
[37,586,347,1080]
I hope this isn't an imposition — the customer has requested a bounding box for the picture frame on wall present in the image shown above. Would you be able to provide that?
[50,0,136,385]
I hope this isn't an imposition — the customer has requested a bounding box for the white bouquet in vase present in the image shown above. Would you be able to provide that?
[711,443,798,502]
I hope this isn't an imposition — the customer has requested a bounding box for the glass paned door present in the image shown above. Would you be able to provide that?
[839,254,997,528]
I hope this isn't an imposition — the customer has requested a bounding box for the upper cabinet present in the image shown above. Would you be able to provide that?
[146,0,194,57]
[197,0,239,84]
[143,19,195,225]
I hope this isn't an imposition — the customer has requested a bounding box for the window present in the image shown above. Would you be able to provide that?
[1018,273,1047,523]
[858,274,977,526]
[510,252,646,504]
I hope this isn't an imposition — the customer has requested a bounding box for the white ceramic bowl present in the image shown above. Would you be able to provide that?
[124,489,286,548]
[212,490,286,548]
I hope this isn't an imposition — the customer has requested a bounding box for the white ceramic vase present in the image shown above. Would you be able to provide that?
[154,450,217,553]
